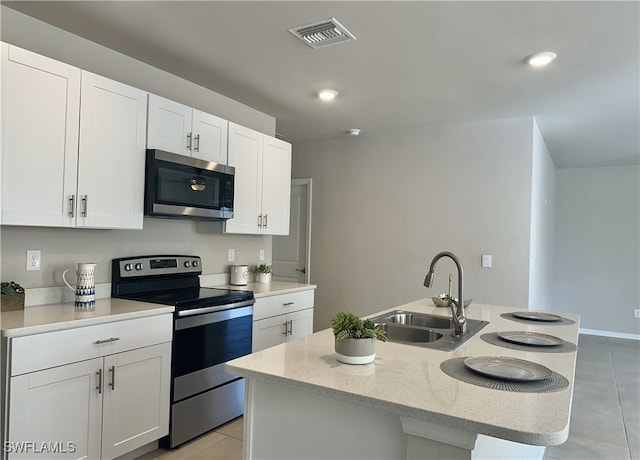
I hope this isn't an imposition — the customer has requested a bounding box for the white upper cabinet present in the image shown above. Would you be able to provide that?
[1,43,81,227]
[224,122,291,235]
[1,43,147,230]
[77,71,147,229]
[147,94,228,164]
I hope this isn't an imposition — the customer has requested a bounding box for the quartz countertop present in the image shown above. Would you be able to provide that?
[207,281,316,298]
[227,298,580,446]
[1,298,174,338]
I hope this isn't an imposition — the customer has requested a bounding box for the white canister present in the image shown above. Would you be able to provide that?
[230,265,248,286]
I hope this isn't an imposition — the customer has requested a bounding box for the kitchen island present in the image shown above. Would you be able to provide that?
[226,299,580,460]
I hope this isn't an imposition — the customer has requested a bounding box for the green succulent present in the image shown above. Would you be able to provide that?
[255,264,273,274]
[1,281,25,296]
[331,311,387,342]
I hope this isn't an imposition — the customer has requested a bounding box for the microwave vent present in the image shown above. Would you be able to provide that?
[288,18,356,49]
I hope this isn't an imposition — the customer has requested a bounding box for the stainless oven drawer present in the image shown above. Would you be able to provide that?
[170,378,245,448]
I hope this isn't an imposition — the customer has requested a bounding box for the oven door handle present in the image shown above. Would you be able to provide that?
[176,299,254,317]
[175,304,253,330]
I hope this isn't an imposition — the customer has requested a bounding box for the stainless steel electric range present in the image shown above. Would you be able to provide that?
[111,255,254,448]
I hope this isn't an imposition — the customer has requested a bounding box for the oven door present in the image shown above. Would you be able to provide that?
[145,149,234,220]
[172,305,252,402]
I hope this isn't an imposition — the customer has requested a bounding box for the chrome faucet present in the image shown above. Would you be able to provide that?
[424,251,468,336]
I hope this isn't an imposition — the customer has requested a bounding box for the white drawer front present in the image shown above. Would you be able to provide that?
[253,289,314,321]
[10,314,172,376]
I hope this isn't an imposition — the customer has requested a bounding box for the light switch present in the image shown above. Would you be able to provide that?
[481,254,492,268]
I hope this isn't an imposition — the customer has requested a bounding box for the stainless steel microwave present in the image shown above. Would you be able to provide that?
[145,149,234,220]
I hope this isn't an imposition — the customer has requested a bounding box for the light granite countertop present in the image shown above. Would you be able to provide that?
[207,281,317,298]
[227,298,580,446]
[0,298,174,338]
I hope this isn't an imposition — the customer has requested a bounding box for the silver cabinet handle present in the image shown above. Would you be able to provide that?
[68,195,75,217]
[96,368,103,394]
[263,214,268,228]
[287,320,293,335]
[81,195,88,217]
[95,337,120,344]
[283,302,295,306]
[258,214,263,228]
[194,134,200,152]
[187,132,192,150]
[282,322,288,337]
[109,365,116,390]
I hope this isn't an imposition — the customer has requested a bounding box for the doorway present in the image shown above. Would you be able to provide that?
[272,179,312,283]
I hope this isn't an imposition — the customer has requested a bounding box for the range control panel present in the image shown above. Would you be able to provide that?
[115,255,202,278]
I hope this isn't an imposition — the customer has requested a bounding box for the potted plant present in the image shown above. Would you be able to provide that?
[255,264,272,284]
[1,281,25,312]
[331,311,387,365]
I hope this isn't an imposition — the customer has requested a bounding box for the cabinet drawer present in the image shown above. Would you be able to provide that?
[253,290,314,321]
[10,314,172,376]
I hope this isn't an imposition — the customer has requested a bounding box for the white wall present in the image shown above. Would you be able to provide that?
[0,7,274,289]
[293,117,536,330]
[528,119,556,310]
[554,165,640,336]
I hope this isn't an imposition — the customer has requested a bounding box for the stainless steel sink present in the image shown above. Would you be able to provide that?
[370,310,489,351]
[378,323,444,343]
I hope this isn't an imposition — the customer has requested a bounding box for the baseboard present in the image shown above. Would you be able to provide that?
[579,328,640,341]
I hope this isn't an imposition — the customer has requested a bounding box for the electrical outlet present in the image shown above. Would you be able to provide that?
[481,254,492,268]
[259,249,265,261]
[26,249,41,271]
[228,248,235,263]
[635,309,640,319]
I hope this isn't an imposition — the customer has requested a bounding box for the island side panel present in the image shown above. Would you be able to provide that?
[243,379,408,460]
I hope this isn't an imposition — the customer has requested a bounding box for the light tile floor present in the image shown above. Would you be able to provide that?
[139,335,638,460]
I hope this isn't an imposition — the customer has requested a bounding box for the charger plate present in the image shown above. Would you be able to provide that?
[497,331,563,347]
[512,311,562,322]
[464,356,552,382]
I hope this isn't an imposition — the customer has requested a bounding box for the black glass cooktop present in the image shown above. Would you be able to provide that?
[123,287,254,311]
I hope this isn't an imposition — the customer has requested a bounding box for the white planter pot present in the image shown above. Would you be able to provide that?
[256,272,272,284]
[335,337,376,365]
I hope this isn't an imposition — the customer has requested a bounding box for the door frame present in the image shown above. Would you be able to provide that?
[290,178,312,283]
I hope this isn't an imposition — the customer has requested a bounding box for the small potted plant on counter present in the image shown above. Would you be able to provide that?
[1,281,25,312]
[331,311,387,365]
[255,264,273,284]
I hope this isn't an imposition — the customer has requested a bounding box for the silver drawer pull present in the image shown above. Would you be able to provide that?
[282,322,288,336]
[283,302,295,306]
[95,337,120,344]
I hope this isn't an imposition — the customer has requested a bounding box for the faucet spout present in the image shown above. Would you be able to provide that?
[424,251,468,336]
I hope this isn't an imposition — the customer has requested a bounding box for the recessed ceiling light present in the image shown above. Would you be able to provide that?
[348,129,361,136]
[526,51,557,67]
[317,89,338,101]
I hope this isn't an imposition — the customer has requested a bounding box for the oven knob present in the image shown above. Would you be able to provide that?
[135,263,143,271]
[192,260,200,267]
[184,261,191,268]
[124,263,133,272]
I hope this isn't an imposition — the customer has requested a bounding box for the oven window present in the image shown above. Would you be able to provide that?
[173,313,252,378]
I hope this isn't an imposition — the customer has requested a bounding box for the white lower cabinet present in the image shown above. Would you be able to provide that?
[252,289,315,352]
[5,315,172,460]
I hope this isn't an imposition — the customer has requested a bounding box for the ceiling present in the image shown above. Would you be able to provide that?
[4,1,639,168]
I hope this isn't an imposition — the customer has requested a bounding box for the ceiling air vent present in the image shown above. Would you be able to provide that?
[288,18,356,49]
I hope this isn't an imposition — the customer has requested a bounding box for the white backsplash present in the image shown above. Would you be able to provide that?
[25,273,231,307]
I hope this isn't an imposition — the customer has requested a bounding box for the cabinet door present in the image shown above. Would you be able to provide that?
[192,110,228,164]
[8,359,103,460]
[225,122,262,234]
[146,94,192,155]
[252,315,287,352]
[76,71,147,229]
[101,342,171,460]
[1,43,81,227]
[287,308,314,341]
[261,136,292,235]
